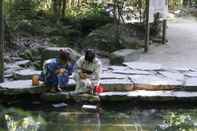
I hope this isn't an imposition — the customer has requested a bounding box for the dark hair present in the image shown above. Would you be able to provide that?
[59,49,71,62]
[85,49,95,63]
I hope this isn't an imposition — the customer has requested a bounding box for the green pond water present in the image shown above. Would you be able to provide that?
[1,102,197,131]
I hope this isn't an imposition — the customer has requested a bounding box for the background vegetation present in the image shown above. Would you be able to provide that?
[1,0,197,52]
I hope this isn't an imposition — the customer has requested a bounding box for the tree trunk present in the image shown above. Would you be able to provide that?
[57,0,62,17]
[52,0,62,22]
[189,0,192,7]
[113,0,120,46]
[71,0,75,7]
[77,0,80,7]
[4,19,14,49]
[52,0,57,15]
[0,0,4,82]
[183,0,192,7]
[113,0,117,24]
[62,0,66,17]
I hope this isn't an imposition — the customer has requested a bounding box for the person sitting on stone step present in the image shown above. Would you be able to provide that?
[74,49,102,93]
[40,49,74,92]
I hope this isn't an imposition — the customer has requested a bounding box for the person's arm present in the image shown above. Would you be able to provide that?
[94,59,102,86]
[75,57,83,72]
[73,56,84,79]
[67,63,75,76]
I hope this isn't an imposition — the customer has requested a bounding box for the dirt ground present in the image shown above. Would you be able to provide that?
[137,16,197,67]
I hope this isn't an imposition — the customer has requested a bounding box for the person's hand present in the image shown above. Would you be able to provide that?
[80,72,88,79]
[56,68,65,75]
[59,68,65,74]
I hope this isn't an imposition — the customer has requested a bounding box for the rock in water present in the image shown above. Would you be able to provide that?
[52,102,68,108]
[82,105,97,111]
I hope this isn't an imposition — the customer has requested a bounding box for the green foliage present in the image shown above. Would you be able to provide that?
[82,23,144,52]
[18,49,33,61]
[5,0,112,38]
[9,0,39,19]
[168,0,183,9]
[65,3,105,19]
[14,20,45,36]
[0,107,46,131]
[82,24,127,52]
[49,36,70,46]
[6,0,42,34]
[193,0,197,4]
[46,4,113,47]
[32,61,42,70]
[78,14,113,35]
[158,112,196,131]
[47,24,81,47]
[62,4,113,35]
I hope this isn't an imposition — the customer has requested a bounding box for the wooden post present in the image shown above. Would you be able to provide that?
[162,19,167,44]
[0,0,4,83]
[144,0,150,53]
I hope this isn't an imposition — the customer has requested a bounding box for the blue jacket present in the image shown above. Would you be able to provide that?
[40,58,74,88]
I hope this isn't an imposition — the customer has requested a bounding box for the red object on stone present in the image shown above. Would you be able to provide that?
[95,85,107,94]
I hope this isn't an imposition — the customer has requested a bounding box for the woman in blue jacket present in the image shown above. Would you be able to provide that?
[40,49,74,92]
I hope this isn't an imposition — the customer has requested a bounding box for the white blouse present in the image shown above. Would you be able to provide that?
[75,56,102,81]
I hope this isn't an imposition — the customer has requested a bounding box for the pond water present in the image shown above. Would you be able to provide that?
[1,102,197,131]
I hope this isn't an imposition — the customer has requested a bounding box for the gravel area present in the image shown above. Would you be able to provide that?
[137,16,197,67]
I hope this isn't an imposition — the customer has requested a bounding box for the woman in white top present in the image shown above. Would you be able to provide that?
[74,49,102,93]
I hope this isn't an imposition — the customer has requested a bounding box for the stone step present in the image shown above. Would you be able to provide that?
[1,80,197,102]
[158,71,185,81]
[0,79,75,95]
[112,69,153,75]
[178,77,197,91]
[100,78,134,91]
[99,90,197,101]
[0,80,46,94]
[41,92,100,102]
[15,60,31,67]
[1,76,196,96]
[129,75,183,90]
[100,72,127,79]
[13,69,41,80]
[123,62,163,71]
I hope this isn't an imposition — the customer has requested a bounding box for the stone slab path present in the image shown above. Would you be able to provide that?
[2,62,197,102]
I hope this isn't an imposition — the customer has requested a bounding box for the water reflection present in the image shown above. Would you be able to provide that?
[156,112,197,131]
[0,107,46,131]
[5,115,41,131]
[1,105,197,131]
